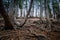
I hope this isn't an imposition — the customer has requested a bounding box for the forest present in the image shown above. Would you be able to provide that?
[0,0,60,40]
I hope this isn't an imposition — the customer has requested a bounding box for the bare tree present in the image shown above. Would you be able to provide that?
[20,0,34,27]
[40,0,43,20]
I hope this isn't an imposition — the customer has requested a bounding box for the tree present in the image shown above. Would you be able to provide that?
[44,0,51,31]
[40,0,43,19]
[52,0,59,19]
[44,0,49,19]
[0,0,15,30]
[30,1,34,18]
[19,0,23,17]
[20,0,34,27]
[48,4,52,18]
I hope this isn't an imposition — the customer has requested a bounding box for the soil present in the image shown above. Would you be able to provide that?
[0,18,60,40]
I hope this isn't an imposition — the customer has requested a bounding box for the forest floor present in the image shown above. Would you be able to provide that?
[0,18,60,40]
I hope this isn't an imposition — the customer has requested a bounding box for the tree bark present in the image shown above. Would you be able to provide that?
[0,0,14,30]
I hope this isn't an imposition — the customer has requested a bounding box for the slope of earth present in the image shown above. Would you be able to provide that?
[0,24,60,40]
[0,25,48,40]
[0,18,60,40]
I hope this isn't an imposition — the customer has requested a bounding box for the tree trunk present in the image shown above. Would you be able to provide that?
[45,0,51,31]
[32,3,34,17]
[48,4,52,18]
[52,0,59,19]
[20,0,33,27]
[20,9,22,17]
[40,0,43,19]
[0,0,14,30]
[36,8,37,17]
[30,3,34,18]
